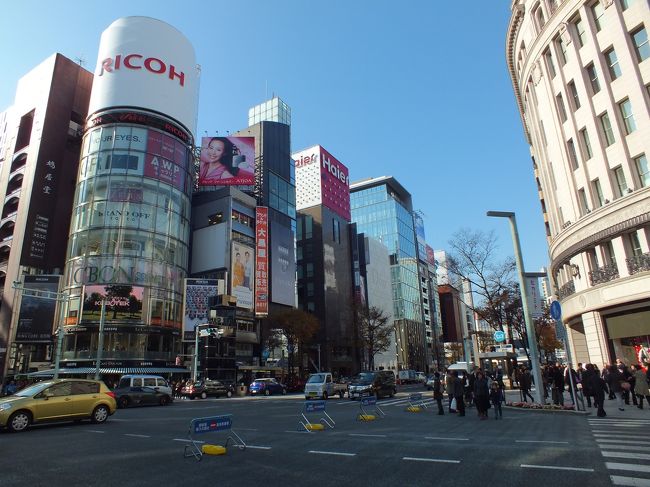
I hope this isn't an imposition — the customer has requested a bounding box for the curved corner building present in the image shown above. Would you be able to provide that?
[507,0,650,367]
[60,17,199,372]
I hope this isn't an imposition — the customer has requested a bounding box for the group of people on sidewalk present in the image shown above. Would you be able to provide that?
[430,368,505,420]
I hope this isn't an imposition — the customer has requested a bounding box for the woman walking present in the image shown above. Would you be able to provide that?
[490,381,503,419]
[474,370,490,420]
[606,365,625,411]
[632,364,650,409]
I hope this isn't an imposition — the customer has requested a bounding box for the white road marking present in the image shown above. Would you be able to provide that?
[308,450,356,457]
[85,430,105,434]
[246,445,272,450]
[516,440,569,444]
[124,434,151,438]
[602,452,650,461]
[284,430,309,434]
[403,457,460,464]
[598,444,639,451]
[173,438,204,444]
[425,436,469,441]
[606,463,650,473]
[593,434,636,438]
[610,475,650,486]
[236,428,259,432]
[597,439,650,445]
[520,464,594,472]
[349,433,387,438]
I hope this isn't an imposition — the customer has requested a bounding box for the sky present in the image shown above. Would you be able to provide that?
[0,0,549,272]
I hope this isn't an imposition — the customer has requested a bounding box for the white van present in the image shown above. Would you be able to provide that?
[117,375,172,396]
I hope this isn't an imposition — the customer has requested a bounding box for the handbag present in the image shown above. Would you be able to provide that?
[451,397,457,410]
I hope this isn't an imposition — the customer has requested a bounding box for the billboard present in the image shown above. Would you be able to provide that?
[255,207,269,316]
[81,285,144,322]
[270,220,296,307]
[88,17,199,134]
[199,136,255,186]
[183,279,221,341]
[231,242,254,310]
[15,275,61,343]
[425,245,437,268]
[524,275,544,319]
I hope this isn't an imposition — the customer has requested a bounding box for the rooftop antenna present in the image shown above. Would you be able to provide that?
[75,55,86,67]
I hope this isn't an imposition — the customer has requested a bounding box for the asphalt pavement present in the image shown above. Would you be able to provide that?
[1,385,645,487]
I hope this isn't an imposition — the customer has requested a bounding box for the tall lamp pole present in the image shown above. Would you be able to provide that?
[93,300,107,381]
[487,211,544,405]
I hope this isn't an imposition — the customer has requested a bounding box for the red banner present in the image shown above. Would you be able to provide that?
[255,207,269,316]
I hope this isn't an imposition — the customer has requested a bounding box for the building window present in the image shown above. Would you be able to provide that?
[575,17,587,47]
[578,188,590,216]
[592,2,605,32]
[556,93,568,122]
[635,154,649,187]
[305,215,313,239]
[535,4,546,30]
[332,218,340,244]
[556,37,568,65]
[568,81,580,110]
[208,212,224,226]
[604,241,617,267]
[567,139,580,170]
[592,178,605,207]
[307,301,315,312]
[544,49,556,78]
[631,26,650,62]
[306,263,314,278]
[613,166,628,197]
[619,99,636,134]
[620,0,632,10]
[580,128,593,159]
[307,282,314,297]
[604,48,622,80]
[629,232,643,257]
[600,112,616,146]
[585,63,601,94]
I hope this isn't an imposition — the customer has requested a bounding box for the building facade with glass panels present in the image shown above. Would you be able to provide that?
[350,177,426,371]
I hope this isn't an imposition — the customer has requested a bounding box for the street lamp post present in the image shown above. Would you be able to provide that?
[93,300,107,381]
[487,211,545,405]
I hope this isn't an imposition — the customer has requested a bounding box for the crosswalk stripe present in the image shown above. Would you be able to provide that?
[598,444,637,451]
[597,439,650,445]
[610,475,650,486]
[602,452,650,461]
[593,434,636,438]
[606,463,650,473]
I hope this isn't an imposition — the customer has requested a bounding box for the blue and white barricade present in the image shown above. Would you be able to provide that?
[407,393,428,410]
[357,395,385,421]
[183,414,246,460]
[298,400,335,432]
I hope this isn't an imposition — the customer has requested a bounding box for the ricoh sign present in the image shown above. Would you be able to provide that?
[88,16,199,135]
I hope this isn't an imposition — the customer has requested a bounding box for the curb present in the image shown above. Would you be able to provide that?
[503,405,590,415]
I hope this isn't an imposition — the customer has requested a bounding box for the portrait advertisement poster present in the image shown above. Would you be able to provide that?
[270,220,296,307]
[15,275,61,343]
[255,207,269,316]
[198,136,255,186]
[81,285,144,322]
[231,242,254,310]
[183,279,220,341]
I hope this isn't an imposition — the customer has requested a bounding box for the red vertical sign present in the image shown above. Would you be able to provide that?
[255,207,269,316]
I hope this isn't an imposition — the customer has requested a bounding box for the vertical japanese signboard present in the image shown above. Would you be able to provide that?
[255,207,269,316]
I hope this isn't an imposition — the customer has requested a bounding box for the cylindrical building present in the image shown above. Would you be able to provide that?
[60,17,199,373]
[507,1,650,367]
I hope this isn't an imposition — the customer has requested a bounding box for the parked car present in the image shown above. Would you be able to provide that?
[114,386,172,408]
[348,370,396,400]
[0,379,116,433]
[117,375,172,397]
[181,380,234,400]
[249,378,287,396]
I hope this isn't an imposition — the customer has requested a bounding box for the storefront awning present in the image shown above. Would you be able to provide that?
[27,367,190,377]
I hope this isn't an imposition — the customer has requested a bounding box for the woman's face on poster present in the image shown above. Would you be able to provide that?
[206,139,225,163]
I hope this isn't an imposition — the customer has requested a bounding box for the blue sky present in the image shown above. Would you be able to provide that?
[0,0,548,272]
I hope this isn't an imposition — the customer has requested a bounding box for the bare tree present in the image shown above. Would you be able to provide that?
[265,309,320,378]
[356,306,394,370]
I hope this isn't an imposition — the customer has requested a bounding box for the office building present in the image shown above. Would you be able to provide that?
[507,0,650,366]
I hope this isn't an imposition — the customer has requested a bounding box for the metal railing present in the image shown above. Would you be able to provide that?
[558,280,575,299]
[626,252,650,276]
[588,264,620,286]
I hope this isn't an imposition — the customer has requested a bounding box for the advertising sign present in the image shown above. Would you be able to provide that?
[425,245,436,268]
[15,275,61,343]
[183,279,220,341]
[199,136,255,186]
[270,220,296,307]
[82,284,144,322]
[523,275,543,319]
[231,242,254,310]
[88,17,199,134]
[191,414,233,434]
[255,207,269,316]
[304,400,327,413]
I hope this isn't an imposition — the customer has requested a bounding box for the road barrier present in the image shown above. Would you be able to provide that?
[298,400,335,432]
[183,414,246,461]
[356,395,385,421]
[406,393,428,412]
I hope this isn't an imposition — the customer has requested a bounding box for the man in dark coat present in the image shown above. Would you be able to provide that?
[452,371,465,417]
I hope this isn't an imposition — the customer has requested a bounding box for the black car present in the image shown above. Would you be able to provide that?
[181,379,234,399]
[348,370,396,400]
[114,386,172,408]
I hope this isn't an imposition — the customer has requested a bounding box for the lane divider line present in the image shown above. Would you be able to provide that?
[173,438,204,444]
[403,457,460,464]
[309,450,356,457]
[425,437,469,441]
[246,445,272,450]
[516,440,569,444]
[124,434,151,438]
[85,430,105,434]
[349,434,387,438]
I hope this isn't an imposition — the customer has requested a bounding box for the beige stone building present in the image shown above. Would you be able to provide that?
[507,0,650,367]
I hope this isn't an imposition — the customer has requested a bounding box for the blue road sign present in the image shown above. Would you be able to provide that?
[361,396,377,407]
[304,400,326,413]
[550,300,562,321]
[191,415,232,434]
[494,330,506,343]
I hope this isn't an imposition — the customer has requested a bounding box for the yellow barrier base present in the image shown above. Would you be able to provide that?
[406,406,422,413]
[202,444,227,455]
[305,423,325,431]
[358,414,376,421]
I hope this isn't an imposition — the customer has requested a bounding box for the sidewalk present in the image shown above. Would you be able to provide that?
[504,387,650,419]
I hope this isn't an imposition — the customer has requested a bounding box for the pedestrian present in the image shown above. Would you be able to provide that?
[632,364,650,409]
[588,368,608,417]
[473,370,490,420]
[622,364,637,406]
[606,365,625,411]
[520,367,535,403]
[582,364,595,408]
[552,365,564,405]
[446,370,456,413]
[452,371,465,417]
[432,372,444,415]
[564,365,579,405]
[466,368,476,408]
[490,381,503,419]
